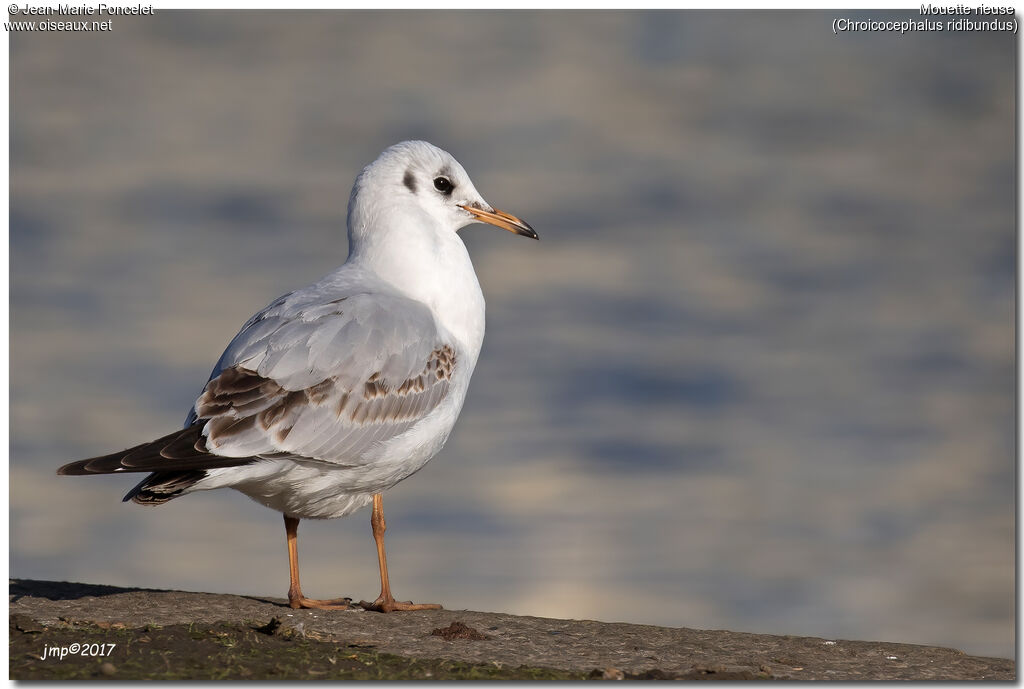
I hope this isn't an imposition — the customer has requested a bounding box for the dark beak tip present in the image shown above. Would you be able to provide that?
[518,220,539,240]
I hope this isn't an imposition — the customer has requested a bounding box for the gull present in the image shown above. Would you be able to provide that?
[58,140,538,612]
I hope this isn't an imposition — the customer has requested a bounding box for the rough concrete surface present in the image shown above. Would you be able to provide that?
[9,579,1014,680]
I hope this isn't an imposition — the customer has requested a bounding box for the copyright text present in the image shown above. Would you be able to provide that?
[40,642,117,661]
[8,4,153,15]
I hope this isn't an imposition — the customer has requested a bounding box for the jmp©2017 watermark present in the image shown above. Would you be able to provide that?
[39,643,117,661]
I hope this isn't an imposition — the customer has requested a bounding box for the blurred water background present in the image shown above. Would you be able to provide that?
[10,10,1014,659]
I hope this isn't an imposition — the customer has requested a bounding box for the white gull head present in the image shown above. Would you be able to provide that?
[346,140,537,256]
[342,140,537,352]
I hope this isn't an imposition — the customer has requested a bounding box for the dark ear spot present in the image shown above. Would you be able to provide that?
[403,170,417,193]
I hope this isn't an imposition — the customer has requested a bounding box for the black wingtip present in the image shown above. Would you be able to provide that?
[57,460,91,476]
[57,425,258,479]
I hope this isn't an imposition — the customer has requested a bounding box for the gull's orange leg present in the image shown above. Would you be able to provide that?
[359,494,442,612]
[284,515,351,610]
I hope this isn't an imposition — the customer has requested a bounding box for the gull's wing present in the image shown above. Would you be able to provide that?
[59,289,457,475]
[192,290,458,464]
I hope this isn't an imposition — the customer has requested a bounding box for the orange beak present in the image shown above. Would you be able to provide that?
[459,204,539,240]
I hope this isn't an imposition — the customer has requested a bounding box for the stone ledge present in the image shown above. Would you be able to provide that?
[8,579,1015,680]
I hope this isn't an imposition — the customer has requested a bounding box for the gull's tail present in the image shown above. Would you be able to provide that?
[122,470,212,505]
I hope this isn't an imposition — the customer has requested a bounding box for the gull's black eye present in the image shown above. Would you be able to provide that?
[433,176,453,195]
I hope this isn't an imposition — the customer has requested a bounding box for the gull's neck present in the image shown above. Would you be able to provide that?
[346,205,486,360]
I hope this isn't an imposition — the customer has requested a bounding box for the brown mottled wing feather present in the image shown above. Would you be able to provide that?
[196,344,455,463]
[185,289,457,465]
[56,424,257,475]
